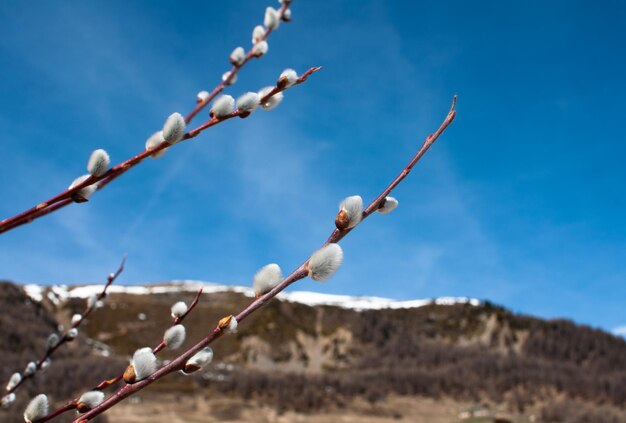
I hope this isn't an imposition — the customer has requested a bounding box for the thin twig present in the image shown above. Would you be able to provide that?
[0,65,318,235]
[39,287,204,422]
[74,96,457,423]
[93,287,203,391]
[0,2,293,236]
[0,256,126,401]
[185,1,291,123]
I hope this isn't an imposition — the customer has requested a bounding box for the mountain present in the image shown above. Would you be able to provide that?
[1,280,626,423]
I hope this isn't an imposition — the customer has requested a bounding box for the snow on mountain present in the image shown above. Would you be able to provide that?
[22,280,479,311]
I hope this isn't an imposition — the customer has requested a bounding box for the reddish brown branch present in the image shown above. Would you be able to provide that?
[92,287,203,392]
[37,401,77,423]
[0,2,293,236]
[40,287,204,421]
[0,67,318,236]
[0,256,126,402]
[74,96,457,422]
[185,2,291,123]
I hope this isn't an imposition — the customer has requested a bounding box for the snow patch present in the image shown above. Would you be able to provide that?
[22,281,480,312]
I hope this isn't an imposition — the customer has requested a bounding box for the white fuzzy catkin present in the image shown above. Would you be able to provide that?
[227,316,238,333]
[78,390,105,410]
[230,46,245,66]
[163,325,186,350]
[236,92,260,113]
[264,7,280,30]
[252,40,268,57]
[222,71,237,85]
[378,196,399,214]
[87,149,110,177]
[24,362,37,377]
[132,348,157,381]
[279,68,298,87]
[40,359,51,370]
[47,333,59,349]
[162,112,186,144]
[23,394,48,423]
[252,25,265,44]
[283,8,292,20]
[339,195,363,228]
[258,86,283,111]
[253,263,282,296]
[308,243,344,282]
[145,131,168,159]
[6,372,21,391]
[211,95,235,119]
[66,328,78,340]
[197,90,209,102]
[68,175,97,200]
[87,294,98,309]
[71,314,82,326]
[170,301,188,318]
[1,393,15,409]
[185,347,213,370]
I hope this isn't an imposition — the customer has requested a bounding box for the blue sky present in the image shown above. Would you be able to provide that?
[0,1,624,335]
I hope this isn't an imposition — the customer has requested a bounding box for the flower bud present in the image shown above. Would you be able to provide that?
[197,90,209,103]
[218,315,238,333]
[68,175,97,203]
[252,25,265,44]
[377,196,399,214]
[222,71,237,86]
[229,46,245,66]
[6,373,21,391]
[264,7,280,30]
[1,393,15,409]
[87,149,110,177]
[258,87,283,111]
[236,92,260,116]
[145,131,168,159]
[282,8,292,22]
[47,333,59,349]
[163,325,186,350]
[308,243,344,282]
[210,95,235,119]
[76,391,105,413]
[171,301,188,319]
[162,112,186,144]
[23,394,48,423]
[66,328,78,340]
[125,348,157,383]
[337,195,363,229]
[277,68,298,88]
[253,263,282,296]
[183,347,213,374]
[71,314,82,326]
[24,362,37,377]
[252,41,268,57]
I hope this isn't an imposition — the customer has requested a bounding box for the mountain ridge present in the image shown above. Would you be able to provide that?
[2,280,626,422]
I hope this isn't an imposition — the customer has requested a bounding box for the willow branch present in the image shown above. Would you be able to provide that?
[38,287,204,422]
[93,287,203,391]
[0,65,319,235]
[74,96,457,422]
[185,1,291,123]
[1,256,126,402]
[0,2,293,236]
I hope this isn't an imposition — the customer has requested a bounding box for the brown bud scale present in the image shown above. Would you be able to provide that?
[123,364,136,384]
[335,209,350,230]
[217,315,233,330]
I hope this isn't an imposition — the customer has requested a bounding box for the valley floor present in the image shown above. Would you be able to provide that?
[106,394,531,423]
